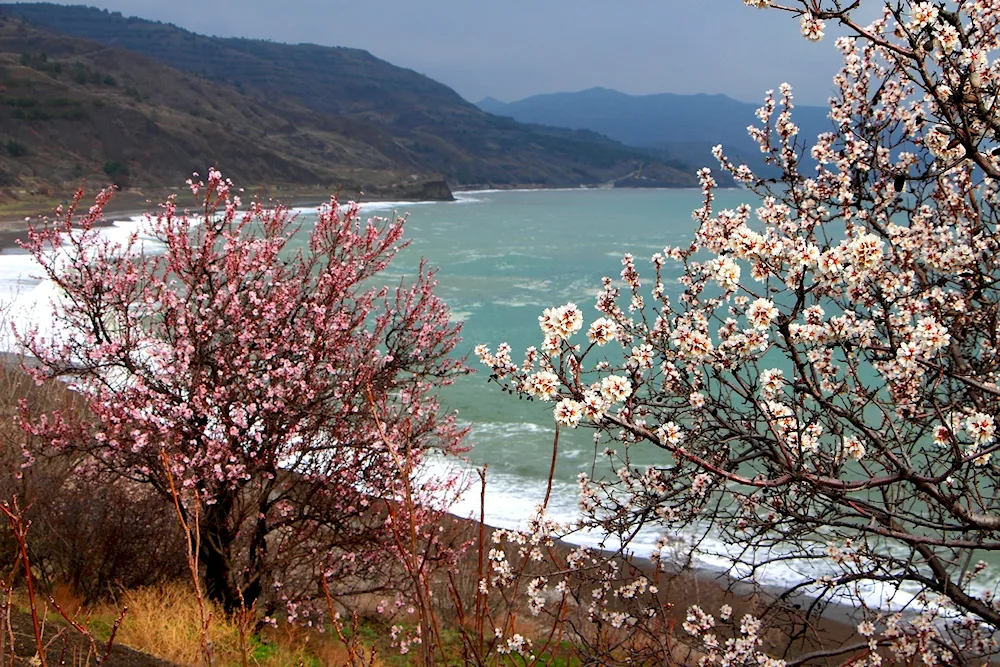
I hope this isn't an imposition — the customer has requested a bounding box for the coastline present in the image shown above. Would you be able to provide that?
[452,184,743,194]
[0,183,744,252]
[0,186,453,254]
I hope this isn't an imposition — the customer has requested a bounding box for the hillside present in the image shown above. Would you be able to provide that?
[3,4,699,189]
[478,87,833,175]
[0,15,460,202]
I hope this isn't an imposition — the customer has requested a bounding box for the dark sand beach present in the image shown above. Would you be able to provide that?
[0,185,440,252]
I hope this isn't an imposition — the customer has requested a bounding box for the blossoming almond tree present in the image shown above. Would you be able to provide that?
[17,169,468,616]
[479,1,1000,663]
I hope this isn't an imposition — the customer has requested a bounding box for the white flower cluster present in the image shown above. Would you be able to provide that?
[746,297,778,330]
[553,398,583,427]
[710,256,742,290]
[908,2,939,30]
[539,302,583,340]
[521,371,559,401]
[800,15,826,41]
[843,435,866,461]
[656,421,684,446]
[587,316,618,345]
[965,412,996,465]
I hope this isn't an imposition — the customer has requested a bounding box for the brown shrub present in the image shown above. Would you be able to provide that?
[0,359,187,602]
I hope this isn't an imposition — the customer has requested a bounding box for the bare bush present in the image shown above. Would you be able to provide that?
[0,361,187,603]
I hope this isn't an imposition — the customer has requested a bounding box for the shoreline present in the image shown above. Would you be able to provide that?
[0,188,452,254]
[0,184,746,253]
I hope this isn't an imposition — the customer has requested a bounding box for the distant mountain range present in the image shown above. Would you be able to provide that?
[478,87,833,175]
[0,4,701,201]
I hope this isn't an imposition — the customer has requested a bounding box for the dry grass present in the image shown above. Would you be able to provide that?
[5,581,397,666]
[87,583,390,666]
[103,584,222,665]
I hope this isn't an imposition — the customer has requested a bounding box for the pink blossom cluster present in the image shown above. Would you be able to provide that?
[17,169,468,615]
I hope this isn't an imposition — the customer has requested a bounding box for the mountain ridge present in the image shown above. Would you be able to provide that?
[0,13,467,204]
[477,87,833,174]
[3,3,700,191]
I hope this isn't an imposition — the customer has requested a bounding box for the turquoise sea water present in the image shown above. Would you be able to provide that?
[0,187,730,513]
[4,186,993,610]
[332,188,743,533]
[291,188,1000,611]
[278,187,798,577]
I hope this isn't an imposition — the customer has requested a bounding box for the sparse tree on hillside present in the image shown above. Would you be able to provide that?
[18,169,468,615]
[479,0,1000,663]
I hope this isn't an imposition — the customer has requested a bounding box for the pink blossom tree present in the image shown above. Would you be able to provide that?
[18,169,468,615]
[480,1,1000,662]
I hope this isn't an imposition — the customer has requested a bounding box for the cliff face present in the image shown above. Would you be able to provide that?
[415,180,455,202]
[6,4,701,189]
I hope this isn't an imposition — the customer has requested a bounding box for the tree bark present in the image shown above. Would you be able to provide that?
[199,491,240,613]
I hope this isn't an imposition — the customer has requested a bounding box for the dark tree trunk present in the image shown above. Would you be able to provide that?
[199,491,240,613]
[241,503,269,610]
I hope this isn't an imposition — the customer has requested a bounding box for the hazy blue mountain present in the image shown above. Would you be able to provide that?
[478,87,833,173]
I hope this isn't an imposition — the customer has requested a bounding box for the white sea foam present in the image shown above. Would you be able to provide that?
[0,214,170,353]
[493,296,545,308]
[289,199,443,219]
[433,419,998,616]
[448,309,476,323]
[511,279,553,292]
[555,278,604,304]
[0,249,42,349]
[469,420,551,438]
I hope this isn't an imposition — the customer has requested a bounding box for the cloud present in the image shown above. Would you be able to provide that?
[33,0,860,105]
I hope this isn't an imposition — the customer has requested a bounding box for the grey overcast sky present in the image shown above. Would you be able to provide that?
[29,1,873,106]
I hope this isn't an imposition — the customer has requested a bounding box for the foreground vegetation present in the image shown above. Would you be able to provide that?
[0,349,843,665]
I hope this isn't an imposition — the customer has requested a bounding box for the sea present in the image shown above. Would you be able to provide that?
[1,187,994,614]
